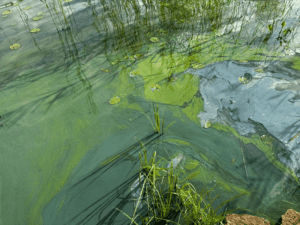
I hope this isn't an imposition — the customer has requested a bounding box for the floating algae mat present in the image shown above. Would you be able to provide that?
[1,0,300,224]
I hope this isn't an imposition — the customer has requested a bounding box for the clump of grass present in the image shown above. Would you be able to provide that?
[140,102,176,134]
[116,141,249,225]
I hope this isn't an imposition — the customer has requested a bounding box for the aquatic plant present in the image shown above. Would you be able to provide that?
[150,84,161,92]
[140,103,176,134]
[204,121,212,128]
[238,76,250,84]
[130,70,139,77]
[109,96,121,105]
[2,10,12,15]
[150,37,160,43]
[30,28,40,33]
[33,16,43,21]
[116,142,248,225]
[24,6,31,10]
[10,43,21,50]
[191,62,204,69]
[101,68,110,73]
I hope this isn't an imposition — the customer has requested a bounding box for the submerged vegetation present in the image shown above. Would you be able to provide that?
[116,142,249,225]
[1,0,300,224]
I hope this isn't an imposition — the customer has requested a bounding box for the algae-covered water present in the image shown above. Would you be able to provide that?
[1,0,300,224]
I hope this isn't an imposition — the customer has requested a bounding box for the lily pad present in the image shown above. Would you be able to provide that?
[191,63,204,69]
[238,76,249,84]
[239,60,248,63]
[109,96,121,105]
[150,37,160,43]
[184,159,199,171]
[2,10,12,15]
[101,68,110,73]
[134,54,143,59]
[38,12,45,16]
[254,68,264,73]
[130,70,139,77]
[33,16,43,21]
[14,3,19,6]
[128,55,135,61]
[10,43,21,50]
[150,84,161,92]
[24,6,31,10]
[204,121,212,128]
[30,28,40,33]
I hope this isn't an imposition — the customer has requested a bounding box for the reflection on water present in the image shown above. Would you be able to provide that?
[1,0,300,224]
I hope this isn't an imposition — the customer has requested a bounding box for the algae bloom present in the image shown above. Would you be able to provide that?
[10,43,21,50]
[109,96,121,105]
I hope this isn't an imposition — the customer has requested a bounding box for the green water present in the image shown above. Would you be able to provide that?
[1,0,300,224]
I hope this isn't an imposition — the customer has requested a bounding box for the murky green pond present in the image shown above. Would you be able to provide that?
[1,0,300,224]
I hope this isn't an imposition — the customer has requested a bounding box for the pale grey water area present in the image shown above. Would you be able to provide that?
[187,59,300,177]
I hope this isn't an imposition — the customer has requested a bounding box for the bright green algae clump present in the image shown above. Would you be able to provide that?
[136,52,200,106]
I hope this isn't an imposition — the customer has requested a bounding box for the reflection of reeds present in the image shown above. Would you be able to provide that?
[116,142,250,225]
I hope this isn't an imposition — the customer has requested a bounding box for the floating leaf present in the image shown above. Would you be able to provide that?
[238,76,249,84]
[33,16,43,21]
[281,21,286,27]
[109,96,121,105]
[254,68,264,73]
[10,43,21,50]
[130,70,139,77]
[239,60,248,63]
[134,54,143,59]
[267,24,273,32]
[11,23,16,26]
[38,12,45,16]
[128,55,135,61]
[150,37,160,43]
[204,121,212,128]
[24,6,31,10]
[101,68,110,72]
[150,84,161,92]
[2,10,12,15]
[30,28,40,33]
[184,159,199,171]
